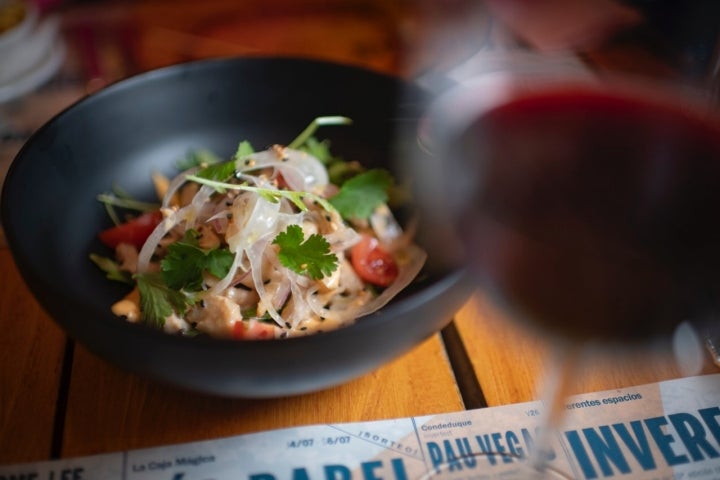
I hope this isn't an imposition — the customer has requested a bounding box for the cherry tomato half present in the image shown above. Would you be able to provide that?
[232,320,277,340]
[350,235,399,287]
[98,210,163,249]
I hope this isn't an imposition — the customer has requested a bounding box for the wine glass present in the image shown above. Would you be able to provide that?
[404,0,720,477]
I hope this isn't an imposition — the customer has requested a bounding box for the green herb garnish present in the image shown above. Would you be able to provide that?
[135,272,192,328]
[233,140,255,159]
[89,253,133,284]
[161,230,234,291]
[327,160,363,186]
[298,137,334,164]
[134,227,233,326]
[193,161,237,190]
[96,192,160,226]
[287,116,352,150]
[184,175,337,214]
[329,169,393,220]
[176,149,223,170]
[273,225,338,280]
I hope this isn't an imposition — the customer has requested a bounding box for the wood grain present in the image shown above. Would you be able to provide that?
[0,250,67,464]
[122,0,408,75]
[61,334,463,457]
[453,291,719,407]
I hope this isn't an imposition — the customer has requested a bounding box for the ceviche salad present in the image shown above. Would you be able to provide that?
[90,117,426,340]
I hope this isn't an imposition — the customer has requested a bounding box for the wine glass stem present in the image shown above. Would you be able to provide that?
[527,342,583,472]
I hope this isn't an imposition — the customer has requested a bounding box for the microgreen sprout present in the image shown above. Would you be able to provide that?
[184,174,338,215]
[287,116,352,150]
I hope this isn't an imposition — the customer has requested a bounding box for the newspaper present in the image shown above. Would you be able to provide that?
[2,374,719,479]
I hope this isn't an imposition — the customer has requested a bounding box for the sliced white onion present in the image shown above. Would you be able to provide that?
[271,277,292,311]
[370,204,404,245]
[137,209,183,273]
[162,166,200,209]
[236,147,328,191]
[304,285,368,324]
[206,247,245,295]
[281,148,329,190]
[372,207,420,255]
[325,226,361,253]
[185,184,216,230]
[227,194,282,253]
[284,271,316,328]
[247,233,285,327]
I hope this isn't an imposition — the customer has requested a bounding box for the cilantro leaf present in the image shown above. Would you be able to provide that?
[89,253,133,284]
[176,149,223,170]
[135,272,191,328]
[161,230,234,291]
[299,137,333,164]
[273,225,338,280]
[329,169,393,220]
[194,160,237,191]
[234,140,255,159]
[241,305,273,321]
[205,249,235,279]
[161,242,206,291]
[327,160,363,186]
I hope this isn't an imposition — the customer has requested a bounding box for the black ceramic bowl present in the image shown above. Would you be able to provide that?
[2,57,471,398]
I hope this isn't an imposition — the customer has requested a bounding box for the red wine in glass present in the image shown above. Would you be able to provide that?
[441,84,720,343]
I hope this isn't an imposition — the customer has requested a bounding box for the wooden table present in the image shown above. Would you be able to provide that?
[1,0,717,466]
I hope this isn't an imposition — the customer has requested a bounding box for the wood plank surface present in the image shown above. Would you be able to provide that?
[61,334,463,458]
[0,250,68,464]
[453,291,719,407]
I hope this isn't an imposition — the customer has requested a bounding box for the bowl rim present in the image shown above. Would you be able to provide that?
[4,55,409,179]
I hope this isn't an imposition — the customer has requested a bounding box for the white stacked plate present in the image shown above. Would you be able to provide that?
[0,2,65,103]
